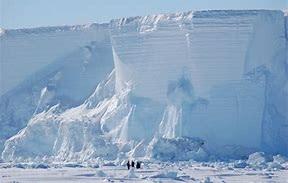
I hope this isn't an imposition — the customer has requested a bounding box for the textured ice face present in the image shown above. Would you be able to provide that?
[0,24,114,153]
[1,10,287,161]
[0,24,110,96]
[111,10,281,101]
[111,10,286,153]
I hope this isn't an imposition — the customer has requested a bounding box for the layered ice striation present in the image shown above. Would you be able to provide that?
[111,10,287,156]
[0,10,287,161]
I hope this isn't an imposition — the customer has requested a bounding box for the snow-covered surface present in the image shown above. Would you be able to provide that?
[0,161,288,182]
[0,10,288,165]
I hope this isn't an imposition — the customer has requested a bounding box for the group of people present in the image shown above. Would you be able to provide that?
[126,160,141,170]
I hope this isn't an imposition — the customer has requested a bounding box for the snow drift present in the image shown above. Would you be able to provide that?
[148,137,208,161]
[1,10,287,162]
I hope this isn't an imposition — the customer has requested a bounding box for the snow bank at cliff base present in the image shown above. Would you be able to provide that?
[149,137,208,161]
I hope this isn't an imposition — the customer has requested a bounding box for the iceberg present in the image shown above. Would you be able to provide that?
[0,10,287,161]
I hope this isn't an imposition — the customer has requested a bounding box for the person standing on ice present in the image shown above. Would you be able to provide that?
[131,160,135,168]
[126,160,130,170]
[136,161,141,169]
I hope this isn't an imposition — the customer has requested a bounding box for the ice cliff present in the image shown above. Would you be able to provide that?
[0,24,114,152]
[0,10,287,162]
[110,10,287,156]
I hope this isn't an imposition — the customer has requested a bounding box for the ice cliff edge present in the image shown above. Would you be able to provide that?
[1,10,287,161]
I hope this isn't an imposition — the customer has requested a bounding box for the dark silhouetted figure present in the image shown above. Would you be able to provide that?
[131,160,135,168]
[126,160,130,170]
[136,161,141,169]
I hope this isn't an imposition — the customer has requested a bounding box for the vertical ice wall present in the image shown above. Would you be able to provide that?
[111,11,271,101]
[261,12,288,155]
[0,10,287,160]
[110,10,287,154]
[111,12,194,102]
